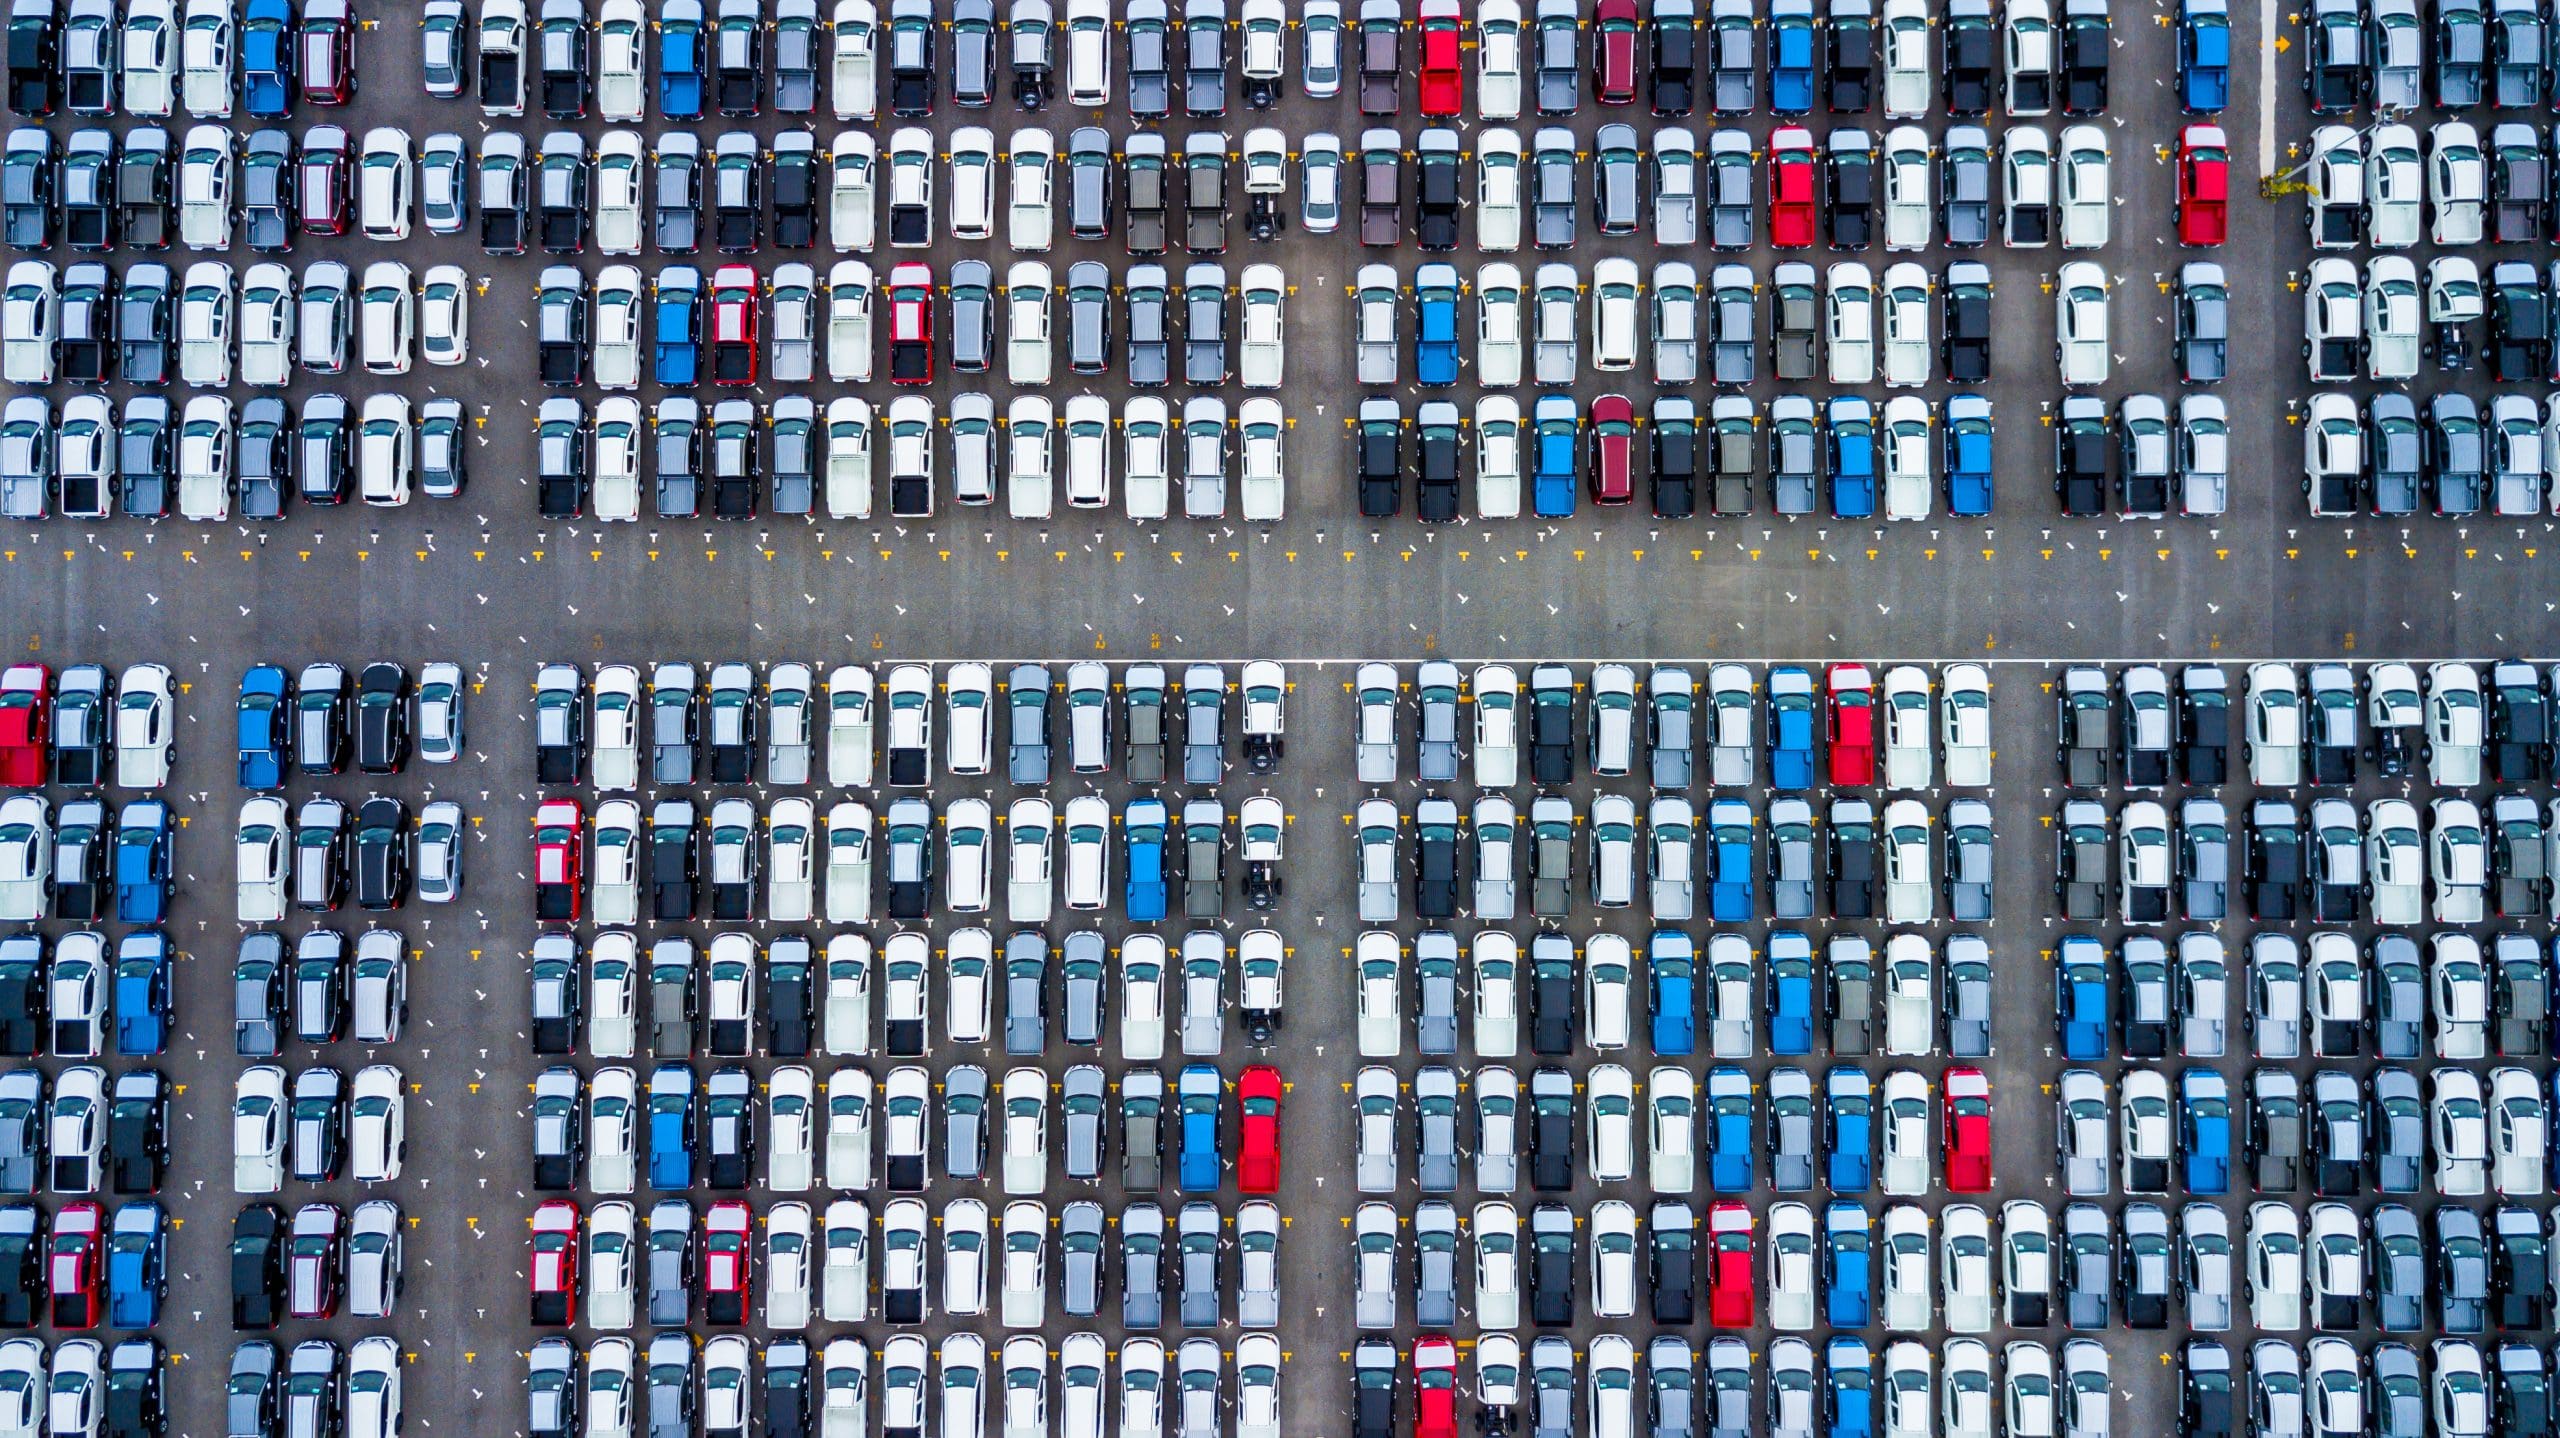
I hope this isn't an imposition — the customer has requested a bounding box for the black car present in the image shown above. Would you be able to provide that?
[1354,401,1400,518]
[1351,1342,1396,1438]
[1415,141,1461,250]
[231,1203,288,1330]
[2244,801,2301,920]
[2178,1343,2232,1438]
[111,131,174,250]
[1942,0,1994,110]
[1528,941,1574,1055]
[479,137,530,254]
[101,1345,158,1438]
[2177,668,2229,784]
[352,797,409,912]
[713,0,765,113]
[1652,4,1696,112]
[1528,1071,1574,1191]
[0,939,37,1057]
[2495,1212,2550,1329]
[51,800,108,921]
[537,139,590,254]
[60,132,112,251]
[771,136,817,248]
[2492,668,2549,781]
[2490,263,2547,381]
[1825,0,1873,110]
[764,941,812,1057]
[652,806,698,922]
[2061,0,2109,111]
[1823,131,1874,248]
[353,663,409,775]
[1653,401,1700,518]
[102,1072,164,1196]
[1825,803,1875,918]
[762,1341,809,1438]
[1649,1202,1696,1323]
[886,0,933,113]
[1940,269,1992,381]
[1415,410,1460,523]
[2054,400,2108,515]
[57,263,112,384]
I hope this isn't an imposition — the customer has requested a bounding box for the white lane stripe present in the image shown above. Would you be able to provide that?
[2259,0,2279,172]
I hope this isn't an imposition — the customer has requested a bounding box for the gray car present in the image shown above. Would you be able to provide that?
[1942,935,1992,1057]
[943,1065,988,1182]
[1475,1066,1520,1193]
[646,1198,695,1326]
[2368,1204,2424,1332]
[1179,933,1223,1056]
[1594,124,1641,234]
[1416,662,1461,781]
[649,664,697,786]
[1123,1072,1164,1190]
[1177,1201,1221,1328]
[1705,131,1754,250]
[1532,127,1577,247]
[1649,669,1694,789]
[1414,931,1460,1055]
[1123,1200,1165,1329]
[2060,1203,2112,1330]
[1066,130,1112,239]
[1355,1066,1398,1192]
[0,1070,37,1193]
[1182,266,1227,386]
[1059,1199,1105,1317]
[1059,1064,1104,1180]
[1768,798,1817,918]
[1416,1065,1461,1193]
[1060,933,1106,1046]
[1530,1338,1574,1438]
[1236,1200,1279,1328]
[1768,1067,1816,1191]
[2367,1067,2423,1193]
[1415,1199,1459,1328]
[1179,663,1224,785]
[1006,664,1051,786]
[1003,933,1048,1056]
[1943,800,1995,922]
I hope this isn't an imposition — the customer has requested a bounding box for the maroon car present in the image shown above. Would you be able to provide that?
[1593,0,1641,103]
[1589,394,1635,504]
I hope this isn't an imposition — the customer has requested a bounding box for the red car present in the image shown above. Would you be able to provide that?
[297,128,354,236]
[1706,1202,1753,1329]
[298,0,358,105]
[710,265,759,385]
[1592,0,1641,103]
[0,665,48,787]
[533,799,584,924]
[529,1200,580,1326]
[1412,1337,1459,1438]
[888,262,935,384]
[48,1203,103,1330]
[703,1200,753,1325]
[2176,123,2229,246]
[1943,1067,1993,1192]
[1825,663,1876,785]
[1237,1064,1283,1194]
[1768,127,1818,248]
[1417,0,1466,116]
[1589,394,1635,504]
[286,1202,344,1319]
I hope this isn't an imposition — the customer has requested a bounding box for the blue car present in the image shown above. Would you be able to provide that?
[2178,1068,2232,1193]
[654,267,703,385]
[1827,397,1876,518]
[1648,932,1696,1056]
[2178,0,2231,110]
[1766,665,1817,791]
[1943,394,1995,516]
[1769,0,1818,112]
[647,1064,696,1191]
[1824,1337,1873,1438]
[1824,1067,1872,1192]
[106,1202,165,1329]
[1125,797,1168,921]
[1765,931,1816,1055]
[1706,1067,1755,1193]
[1176,1063,1222,1193]
[1707,798,1755,922]
[1414,266,1461,386]
[1822,1206,1874,1330]
[112,933,170,1057]
[2054,935,2111,1060]
[660,0,707,116]
[240,0,296,116]
[236,666,289,788]
[113,802,172,925]
[1532,394,1579,518]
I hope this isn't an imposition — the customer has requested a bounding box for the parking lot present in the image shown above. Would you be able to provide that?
[12,0,2560,1435]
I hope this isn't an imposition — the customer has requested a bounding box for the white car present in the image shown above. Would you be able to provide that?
[589,1070,638,1195]
[1882,127,1932,250]
[2056,125,2110,249]
[591,397,640,521]
[357,260,412,376]
[595,131,646,253]
[1879,1070,1933,1195]
[1064,0,1111,104]
[1008,129,1054,252]
[1590,257,1641,373]
[1880,800,1933,920]
[1237,397,1285,521]
[1355,930,1401,1057]
[178,125,233,249]
[1648,1066,1696,1193]
[596,0,646,118]
[1239,265,1285,389]
[825,1068,874,1188]
[943,1198,990,1315]
[592,800,642,924]
[1006,799,1054,923]
[1880,396,1932,520]
[833,0,879,117]
[121,0,176,114]
[1879,265,1931,387]
[769,799,817,923]
[1475,396,1523,518]
[1478,0,1524,115]
[1005,262,1052,387]
[1476,263,1525,387]
[1826,263,1875,385]
[1939,664,1992,786]
[233,262,290,387]
[178,262,233,387]
[586,1203,637,1327]
[419,265,469,365]
[2363,255,2422,380]
[831,133,879,252]
[823,1200,870,1323]
[999,1067,1047,1195]
[1120,934,1166,1060]
[1880,1204,1934,1331]
[949,126,997,239]
[1768,1203,1819,1332]
[2365,798,2424,925]
[112,664,175,789]
[824,395,874,517]
[2053,261,2110,386]
[2367,122,2424,247]
[1940,1206,1996,1334]
[1124,396,1172,520]
[1008,396,1054,519]
[1880,0,1931,115]
[1477,127,1525,250]
[2245,1203,2305,1331]
[232,1065,287,1193]
[358,126,413,240]
[348,1064,405,1182]
[2430,120,2485,246]
[999,1201,1047,1328]
[1064,395,1112,508]
[1586,1065,1635,1183]
[235,795,287,922]
[765,1201,814,1330]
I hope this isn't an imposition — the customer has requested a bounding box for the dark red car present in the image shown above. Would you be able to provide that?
[529,1200,580,1326]
[1825,662,1875,786]
[1768,127,1818,248]
[710,264,759,385]
[297,127,353,235]
[1592,0,1641,103]
[1589,394,1635,504]
[888,262,935,385]
[1417,0,1466,117]
[1706,1202,1753,1329]
[533,799,584,924]
[1943,1067,1993,1192]
[0,665,47,787]
[48,1203,103,1330]
[1412,1337,1459,1438]
[703,1200,753,1325]
[2176,123,2228,246]
[297,0,357,105]
[1238,1064,1282,1194]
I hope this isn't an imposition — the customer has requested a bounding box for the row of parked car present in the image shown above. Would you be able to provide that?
[2304,123,2560,258]
[0,667,171,793]
[2059,792,2554,925]
[0,1201,167,1333]
[0,798,170,927]
[2053,660,2560,791]
[3,0,353,119]
[226,1200,400,1326]
[2300,0,2560,113]
[2303,389,2560,518]
[416,0,2131,126]
[0,935,168,1059]
[526,660,1289,792]
[0,392,449,519]
[220,1339,394,1438]
[230,794,466,919]
[227,1063,406,1192]
[2047,927,2543,1060]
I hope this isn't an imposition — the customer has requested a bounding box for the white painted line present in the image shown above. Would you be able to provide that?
[2259,0,2279,172]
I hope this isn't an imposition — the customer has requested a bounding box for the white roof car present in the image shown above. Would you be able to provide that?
[1475,127,1524,251]
[419,264,469,365]
[1123,396,1172,520]
[949,126,997,239]
[348,1063,406,1182]
[1477,0,1523,115]
[2363,256,2422,380]
[1476,262,1525,388]
[357,260,412,376]
[1356,930,1401,1057]
[1120,933,1166,1060]
[1880,0,1931,115]
[1882,126,1932,250]
[1007,395,1054,520]
[2056,125,2110,249]
[831,133,879,252]
[358,126,413,240]
[1879,1070,1932,1195]
[1880,265,1930,388]
[1237,396,1285,521]
[1825,262,1875,385]
[1880,395,1931,520]
[2053,261,2110,386]
[1239,265,1285,390]
[2430,121,2485,246]
[595,130,645,253]
[1005,261,1052,388]
[2245,1202,2304,1331]
[232,262,289,387]
[591,396,639,520]
[1880,1204,1934,1331]
[2366,797,2424,924]
[1008,129,1054,252]
[2367,123,2423,247]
